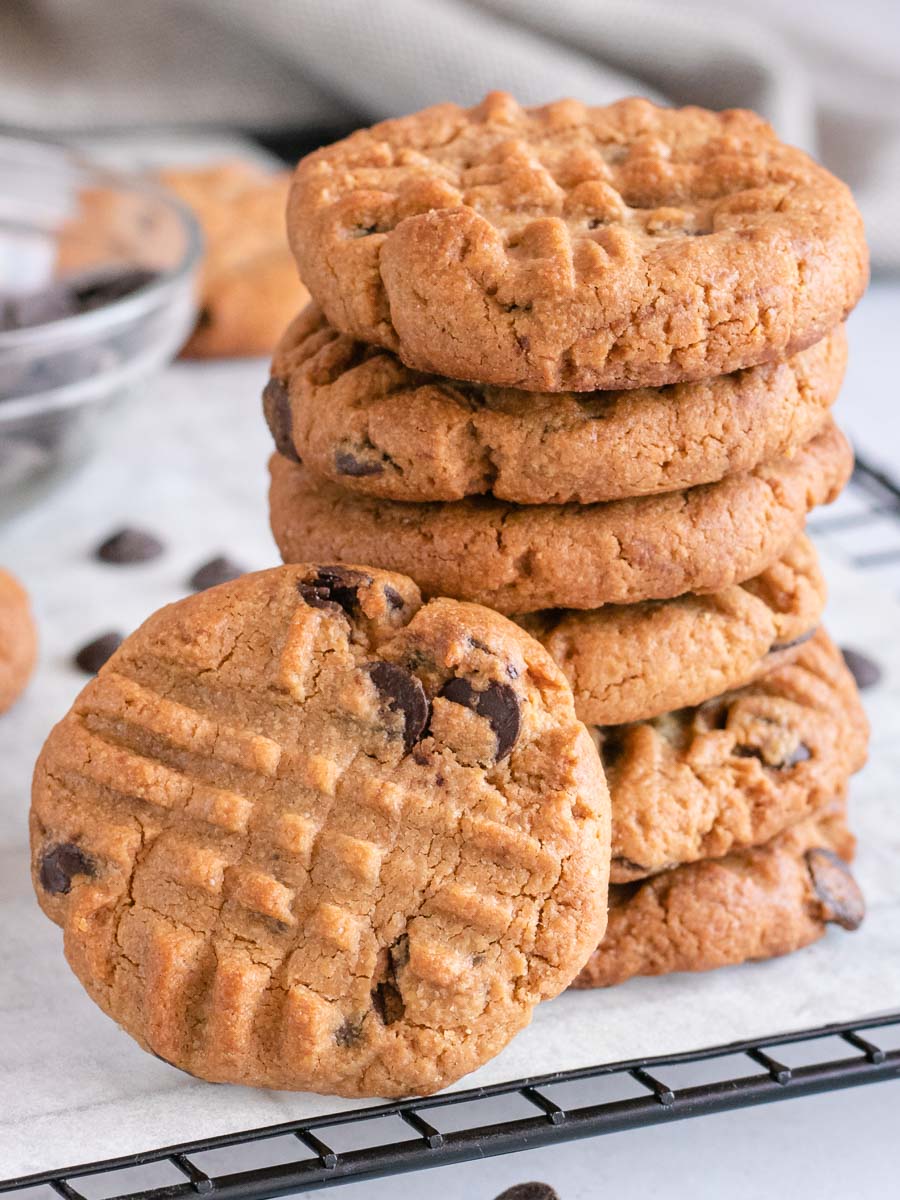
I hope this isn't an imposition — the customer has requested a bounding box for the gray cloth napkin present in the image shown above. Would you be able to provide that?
[1,0,897,268]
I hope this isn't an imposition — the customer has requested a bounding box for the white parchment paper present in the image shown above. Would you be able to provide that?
[1,358,898,1180]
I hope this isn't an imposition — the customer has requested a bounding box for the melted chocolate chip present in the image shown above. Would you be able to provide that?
[734,741,811,769]
[74,631,123,674]
[805,848,865,930]
[770,627,817,653]
[840,647,882,690]
[335,450,385,477]
[39,843,95,894]
[383,585,405,611]
[189,556,246,592]
[298,565,371,615]
[371,979,404,1025]
[494,1183,560,1200]
[95,526,164,565]
[439,677,521,760]
[368,662,429,753]
[262,378,300,463]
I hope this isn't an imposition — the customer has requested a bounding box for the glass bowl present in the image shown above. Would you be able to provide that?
[0,135,203,515]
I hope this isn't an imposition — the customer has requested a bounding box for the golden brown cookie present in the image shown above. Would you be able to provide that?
[30,564,609,1097]
[288,93,867,391]
[573,802,863,988]
[266,307,845,504]
[0,568,37,713]
[519,535,825,726]
[269,422,851,614]
[159,162,309,358]
[597,630,867,883]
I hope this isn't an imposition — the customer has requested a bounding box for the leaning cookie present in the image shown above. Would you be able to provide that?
[266,307,845,504]
[269,423,851,614]
[597,629,867,883]
[0,568,37,713]
[518,534,825,726]
[31,564,609,1097]
[288,93,867,391]
[573,801,863,988]
[159,162,309,358]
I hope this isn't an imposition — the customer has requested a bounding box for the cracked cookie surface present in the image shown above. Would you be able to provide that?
[574,799,863,988]
[30,564,609,1097]
[269,422,851,614]
[159,162,308,358]
[596,630,867,883]
[0,567,36,713]
[519,535,826,725]
[267,307,845,504]
[288,92,867,391]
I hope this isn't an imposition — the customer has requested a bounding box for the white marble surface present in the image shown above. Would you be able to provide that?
[0,285,898,1194]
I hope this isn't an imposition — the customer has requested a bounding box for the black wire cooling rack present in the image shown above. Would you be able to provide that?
[2,449,898,1199]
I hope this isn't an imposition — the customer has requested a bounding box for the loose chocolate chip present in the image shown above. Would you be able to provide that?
[262,378,300,463]
[840,647,882,690]
[74,631,123,674]
[383,585,405,611]
[770,627,817,653]
[95,526,164,564]
[39,843,95,895]
[368,662,429,753]
[1,284,76,330]
[298,565,371,615]
[335,1018,364,1047]
[334,449,385,477]
[71,268,157,312]
[189,556,246,592]
[439,677,521,760]
[494,1184,560,1200]
[805,848,865,930]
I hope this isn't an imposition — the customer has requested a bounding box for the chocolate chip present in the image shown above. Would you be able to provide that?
[371,935,409,1024]
[71,267,157,312]
[371,979,404,1025]
[335,1018,364,1047]
[1,284,76,330]
[494,1185,560,1200]
[39,843,95,894]
[439,678,521,760]
[262,378,300,463]
[189,556,246,592]
[368,662,429,753]
[805,848,865,930]
[74,631,123,674]
[335,449,384,477]
[383,585,405,611]
[298,565,371,615]
[840,647,882,690]
[95,526,164,565]
[733,741,810,769]
[770,627,817,653]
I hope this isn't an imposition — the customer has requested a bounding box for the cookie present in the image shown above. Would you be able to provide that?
[573,802,863,988]
[288,93,867,391]
[267,307,845,504]
[269,422,851,614]
[159,163,309,358]
[0,568,37,713]
[30,564,609,1097]
[519,535,825,726]
[598,629,867,883]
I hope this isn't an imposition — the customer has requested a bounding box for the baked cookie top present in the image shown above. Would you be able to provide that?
[597,629,868,882]
[269,422,852,614]
[288,93,867,391]
[574,800,863,988]
[266,307,845,504]
[0,567,37,714]
[160,162,309,358]
[520,535,826,726]
[30,565,609,1098]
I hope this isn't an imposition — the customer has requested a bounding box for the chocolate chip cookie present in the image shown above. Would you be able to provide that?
[288,93,867,391]
[159,162,309,358]
[0,568,37,713]
[267,307,845,503]
[598,629,867,882]
[573,801,863,988]
[30,564,609,1097]
[519,535,825,726]
[269,422,851,614]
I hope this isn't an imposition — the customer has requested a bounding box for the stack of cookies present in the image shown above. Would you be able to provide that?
[267,93,871,985]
